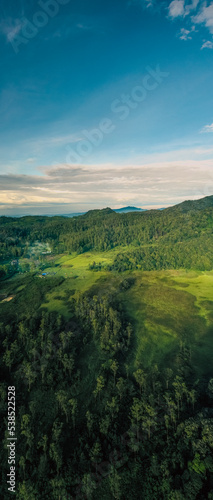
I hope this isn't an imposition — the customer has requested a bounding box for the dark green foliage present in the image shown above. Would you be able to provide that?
[0,197,213,498]
[0,278,213,498]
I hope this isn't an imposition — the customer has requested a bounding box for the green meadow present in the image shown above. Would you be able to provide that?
[2,248,212,380]
[118,270,213,378]
[43,262,213,379]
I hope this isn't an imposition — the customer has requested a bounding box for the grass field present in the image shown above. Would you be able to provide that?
[119,270,213,378]
[43,247,130,277]
[1,250,213,379]
[39,249,122,315]
[41,254,213,378]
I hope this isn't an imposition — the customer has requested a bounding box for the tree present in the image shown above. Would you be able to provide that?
[126,324,133,347]
[3,341,19,373]
[164,414,170,442]
[18,322,28,345]
[107,397,119,419]
[164,395,177,428]
[187,389,197,410]
[110,360,119,386]
[49,420,63,475]
[165,368,173,390]
[151,364,159,391]
[40,352,49,384]
[188,452,206,475]
[90,441,102,472]
[37,435,48,456]
[116,377,126,401]
[172,376,187,418]
[3,349,13,373]
[109,465,121,500]
[86,410,94,436]
[69,398,77,429]
[81,473,96,499]
[142,403,157,439]
[17,481,36,500]
[50,477,68,500]
[22,361,37,391]
[100,415,111,436]
[21,414,34,458]
[133,369,146,394]
[56,390,70,423]
[93,375,105,400]
[207,378,213,399]
[19,456,26,479]
[130,398,143,440]
[61,353,74,378]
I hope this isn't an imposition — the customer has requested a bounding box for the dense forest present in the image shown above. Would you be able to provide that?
[0,196,213,498]
[1,282,213,499]
[0,195,213,273]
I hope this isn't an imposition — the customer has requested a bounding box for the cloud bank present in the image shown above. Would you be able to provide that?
[0,157,213,215]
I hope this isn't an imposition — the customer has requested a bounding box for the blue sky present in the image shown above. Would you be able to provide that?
[0,0,213,214]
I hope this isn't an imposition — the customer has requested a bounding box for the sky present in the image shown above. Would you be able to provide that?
[0,0,213,215]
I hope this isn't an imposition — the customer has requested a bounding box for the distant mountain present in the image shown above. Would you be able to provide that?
[62,207,146,217]
[80,196,213,219]
[113,206,146,213]
[83,207,114,218]
[5,195,212,219]
[59,207,146,218]
[59,212,86,218]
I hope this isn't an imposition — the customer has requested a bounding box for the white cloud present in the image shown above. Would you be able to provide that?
[193,3,213,34]
[201,39,213,49]
[132,0,213,46]
[168,1,213,46]
[168,0,200,18]
[0,157,213,214]
[200,123,213,132]
[178,25,197,39]
[168,0,185,18]
[185,0,200,15]
[179,27,192,39]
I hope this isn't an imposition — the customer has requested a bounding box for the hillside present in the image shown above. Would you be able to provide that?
[1,195,213,277]
[0,195,213,499]
[165,194,213,213]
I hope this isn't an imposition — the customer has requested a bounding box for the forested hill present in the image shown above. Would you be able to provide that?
[164,195,213,213]
[0,195,213,272]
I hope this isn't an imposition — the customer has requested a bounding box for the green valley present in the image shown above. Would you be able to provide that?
[0,196,213,499]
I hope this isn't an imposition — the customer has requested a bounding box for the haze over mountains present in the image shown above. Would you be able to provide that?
[47,195,213,218]
[62,206,146,218]
[9,206,147,218]
[7,195,213,219]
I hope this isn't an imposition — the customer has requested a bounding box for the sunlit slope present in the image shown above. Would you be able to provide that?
[41,264,213,378]
[118,270,213,377]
